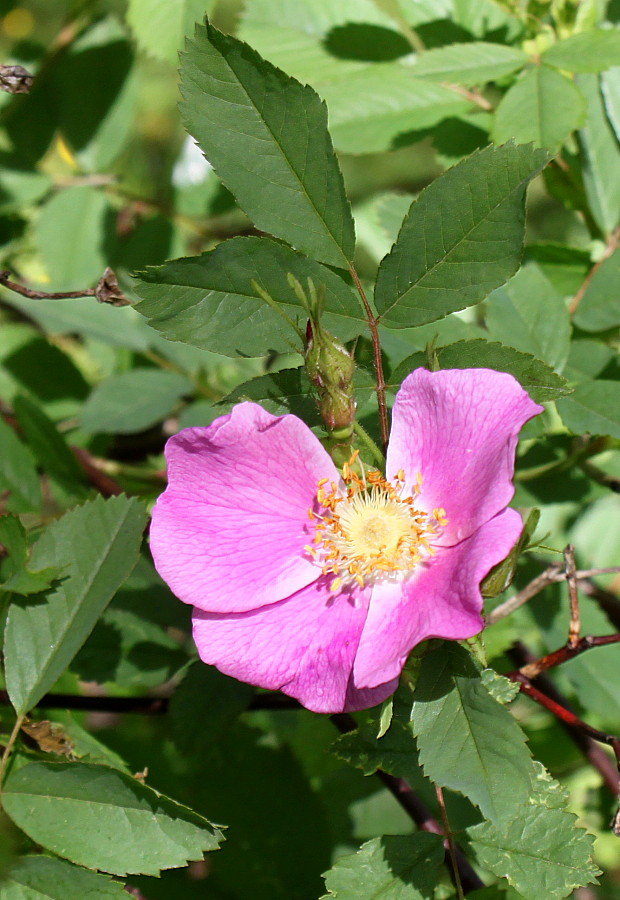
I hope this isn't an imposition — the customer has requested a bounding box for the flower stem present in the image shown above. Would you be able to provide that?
[348,265,389,451]
[352,421,386,469]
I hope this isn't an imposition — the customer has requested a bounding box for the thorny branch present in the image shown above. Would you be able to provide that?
[499,549,620,832]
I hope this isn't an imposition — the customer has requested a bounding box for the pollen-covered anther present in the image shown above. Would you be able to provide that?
[307,460,446,590]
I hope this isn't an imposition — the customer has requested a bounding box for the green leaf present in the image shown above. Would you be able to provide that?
[4,495,147,715]
[412,41,527,84]
[55,19,137,170]
[321,66,470,154]
[601,65,620,141]
[133,237,364,355]
[542,28,620,73]
[485,263,572,372]
[0,855,128,899]
[0,417,40,513]
[1,761,223,876]
[333,714,424,786]
[481,508,540,599]
[0,296,155,351]
[179,20,354,268]
[577,73,620,235]
[12,395,88,500]
[375,143,548,328]
[127,0,217,64]
[240,0,397,38]
[221,368,318,420]
[34,187,109,291]
[467,765,599,899]
[391,339,569,403]
[0,516,61,596]
[72,603,188,689]
[410,643,533,824]
[556,380,620,438]
[321,833,444,899]
[573,248,620,331]
[480,669,521,704]
[493,65,586,151]
[79,370,192,434]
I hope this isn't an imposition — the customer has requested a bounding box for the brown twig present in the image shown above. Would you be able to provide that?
[331,713,484,892]
[485,561,620,626]
[568,225,620,314]
[485,563,563,625]
[565,545,580,649]
[514,633,620,680]
[511,674,620,767]
[442,82,493,111]
[348,265,389,452]
[0,268,131,306]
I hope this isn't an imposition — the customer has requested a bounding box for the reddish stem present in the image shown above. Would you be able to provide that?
[348,265,389,452]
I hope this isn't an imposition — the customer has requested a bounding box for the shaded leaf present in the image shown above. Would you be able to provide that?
[170,663,254,756]
[391,340,569,403]
[556,380,620,438]
[12,395,88,500]
[4,495,147,715]
[2,761,223,876]
[492,66,585,151]
[133,237,364,355]
[79,370,192,434]
[375,143,548,327]
[0,417,41,513]
[572,248,620,331]
[321,833,444,899]
[179,20,354,268]
[485,263,572,372]
[221,367,319,421]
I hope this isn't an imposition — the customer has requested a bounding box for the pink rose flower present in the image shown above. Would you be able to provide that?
[150,368,542,713]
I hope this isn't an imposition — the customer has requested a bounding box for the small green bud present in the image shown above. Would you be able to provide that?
[292,274,356,435]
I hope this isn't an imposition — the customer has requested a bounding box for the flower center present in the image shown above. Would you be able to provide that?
[305,454,446,591]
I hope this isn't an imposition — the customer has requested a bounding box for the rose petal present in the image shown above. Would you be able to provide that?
[387,368,542,545]
[353,508,523,688]
[150,402,338,613]
[192,579,383,714]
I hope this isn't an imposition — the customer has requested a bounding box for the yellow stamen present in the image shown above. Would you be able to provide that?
[305,455,446,591]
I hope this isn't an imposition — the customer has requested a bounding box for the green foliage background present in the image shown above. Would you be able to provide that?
[0,0,619,897]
